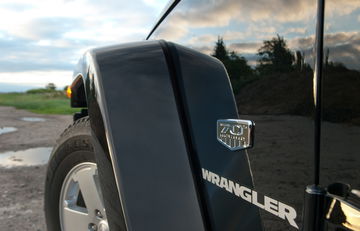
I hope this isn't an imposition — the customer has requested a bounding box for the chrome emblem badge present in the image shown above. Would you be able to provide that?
[217,119,255,151]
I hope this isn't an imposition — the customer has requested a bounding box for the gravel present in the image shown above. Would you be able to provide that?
[0,106,72,230]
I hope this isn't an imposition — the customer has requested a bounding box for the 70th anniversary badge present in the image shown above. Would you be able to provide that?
[217,119,255,151]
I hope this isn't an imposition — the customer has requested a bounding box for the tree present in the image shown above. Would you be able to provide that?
[212,37,253,79]
[294,50,313,73]
[257,34,294,74]
[226,51,253,79]
[211,37,254,93]
[295,50,304,71]
[325,48,330,67]
[212,37,229,62]
[46,83,56,90]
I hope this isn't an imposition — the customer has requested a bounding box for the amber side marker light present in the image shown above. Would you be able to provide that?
[66,86,72,98]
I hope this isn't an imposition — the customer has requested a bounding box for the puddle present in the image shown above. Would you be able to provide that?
[0,127,17,135]
[0,147,53,167]
[21,117,46,122]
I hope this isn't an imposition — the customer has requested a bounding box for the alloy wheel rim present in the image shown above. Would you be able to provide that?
[59,162,109,231]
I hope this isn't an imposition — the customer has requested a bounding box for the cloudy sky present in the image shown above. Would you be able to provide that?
[0,0,166,92]
[1,0,359,92]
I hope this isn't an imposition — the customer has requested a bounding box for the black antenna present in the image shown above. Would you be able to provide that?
[146,0,181,40]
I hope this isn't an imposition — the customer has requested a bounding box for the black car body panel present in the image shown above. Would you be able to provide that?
[150,0,318,230]
[170,43,263,230]
[148,0,360,230]
[71,40,265,230]
[73,41,209,231]
[68,0,360,230]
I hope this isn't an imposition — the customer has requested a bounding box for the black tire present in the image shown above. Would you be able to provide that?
[45,117,95,231]
[44,117,124,231]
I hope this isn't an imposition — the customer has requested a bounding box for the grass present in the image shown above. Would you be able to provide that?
[0,91,79,115]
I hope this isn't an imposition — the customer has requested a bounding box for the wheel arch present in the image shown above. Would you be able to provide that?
[70,74,87,108]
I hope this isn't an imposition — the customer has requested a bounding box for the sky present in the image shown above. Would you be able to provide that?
[1,0,359,92]
[0,0,167,92]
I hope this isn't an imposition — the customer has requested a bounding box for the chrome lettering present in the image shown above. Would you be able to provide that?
[229,125,243,136]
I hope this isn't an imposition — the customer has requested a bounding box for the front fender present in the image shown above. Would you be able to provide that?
[74,40,261,231]
[79,41,206,231]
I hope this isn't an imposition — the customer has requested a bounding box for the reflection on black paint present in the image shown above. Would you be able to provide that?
[152,0,359,230]
[325,187,360,230]
[323,61,360,125]
[321,3,360,227]
[209,35,316,230]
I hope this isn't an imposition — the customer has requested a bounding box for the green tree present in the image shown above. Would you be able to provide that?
[46,83,56,90]
[257,34,294,74]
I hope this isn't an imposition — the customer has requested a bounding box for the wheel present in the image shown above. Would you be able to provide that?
[45,117,111,231]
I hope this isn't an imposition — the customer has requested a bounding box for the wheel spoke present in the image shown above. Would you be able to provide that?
[60,162,108,231]
[74,166,104,216]
[62,207,89,231]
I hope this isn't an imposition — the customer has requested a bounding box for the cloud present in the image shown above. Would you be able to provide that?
[159,0,317,33]
[0,0,155,41]
[156,22,188,40]
[3,17,83,40]
[0,0,165,81]
[188,34,218,45]
[142,0,166,9]
[153,0,360,41]
[288,36,315,50]
[323,32,360,70]
[324,32,359,47]
[0,0,167,90]
[0,36,89,72]
[224,25,277,41]
[0,0,359,92]
[192,45,213,55]
[326,0,360,17]
[189,0,314,25]
[285,27,308,35]
[0,2,33,11]
[0,71,73,89]
[229,42,261,54]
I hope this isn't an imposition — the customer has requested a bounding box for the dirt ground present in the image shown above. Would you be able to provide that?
[0,106,72,230]
[0,106,72,152]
